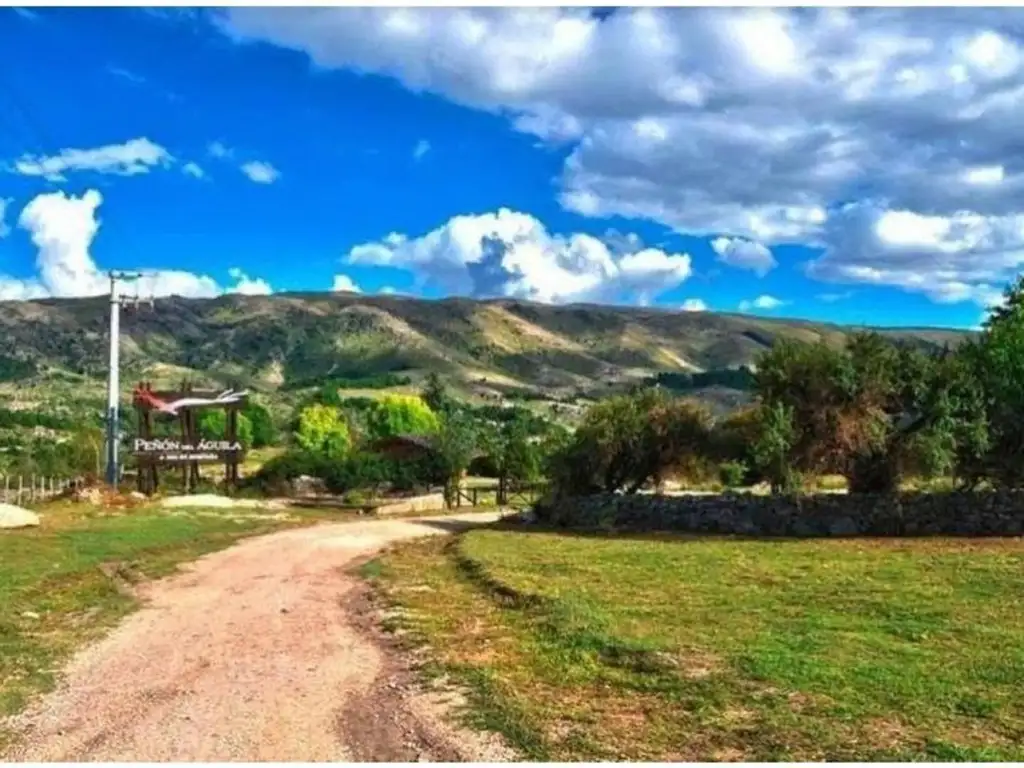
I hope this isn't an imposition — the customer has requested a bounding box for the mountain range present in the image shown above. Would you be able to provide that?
[0,292,969,418]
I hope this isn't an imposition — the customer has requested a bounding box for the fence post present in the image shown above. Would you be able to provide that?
[17,475,22,504]
[3,475,7,504]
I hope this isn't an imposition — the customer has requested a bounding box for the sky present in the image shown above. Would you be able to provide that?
[3,8,1024,329]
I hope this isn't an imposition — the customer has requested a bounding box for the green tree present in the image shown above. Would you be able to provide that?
[198,410,254,449]
[548,388,711,498]
[421,372,454,415]
[243,402,277,448]
[365,394,439,442]
[433,409,479,507]
[294,404,351,460]
[485,412,542,486]
[752,401,797,493]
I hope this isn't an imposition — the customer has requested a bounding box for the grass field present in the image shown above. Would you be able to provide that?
[0,500,345,747]
[370,528,1024,761]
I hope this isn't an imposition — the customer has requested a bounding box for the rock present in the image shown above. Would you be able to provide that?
[72,487,104,505]
[0,503,40,529]
[827,517,859,536]
[129,491,147,501]
[21,611,40,620]
[290,475,327,497]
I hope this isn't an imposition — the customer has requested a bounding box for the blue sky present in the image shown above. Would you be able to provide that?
[2,7,1020,329]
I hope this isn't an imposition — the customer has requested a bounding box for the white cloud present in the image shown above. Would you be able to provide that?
[681,298,707,312]
[13,137,172,181]
[413,139,431,160]
[182,161,205,179]
[807,202,1024,306]
[240,160,280,184]
[739,294,787,312]
[9,189,272,301]
[218,8,1024,305]
[817,291,853,303]
[346,208,691,304]
[207,141,232,159]
[108,66,146,84]
[710,237,777,276]
[227,267,273,295]
[332,274,362,293]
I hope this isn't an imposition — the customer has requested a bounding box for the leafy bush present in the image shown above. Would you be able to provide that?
[364,394,439,442]
[294,404,351,459]
[243,401,277,447]
[718,460,748,489]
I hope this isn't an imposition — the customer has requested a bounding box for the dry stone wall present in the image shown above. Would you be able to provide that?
[537,491,1024,537]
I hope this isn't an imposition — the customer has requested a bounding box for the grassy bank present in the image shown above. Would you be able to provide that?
[0,501,341,746]
[370,528,1024,761]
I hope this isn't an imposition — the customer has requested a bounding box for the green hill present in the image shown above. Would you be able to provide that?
[0,292,970,420]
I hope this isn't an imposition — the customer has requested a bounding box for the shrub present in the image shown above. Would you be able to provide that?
[365,394,439,441]
[295,403,351,459]
[718,460,748,489]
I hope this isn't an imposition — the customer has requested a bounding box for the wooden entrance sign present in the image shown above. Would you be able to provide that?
[132,381,248,495]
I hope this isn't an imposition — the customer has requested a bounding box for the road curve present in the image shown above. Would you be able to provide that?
[3,511,508,762]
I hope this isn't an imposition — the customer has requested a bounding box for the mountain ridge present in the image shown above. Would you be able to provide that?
[0,293,970,414]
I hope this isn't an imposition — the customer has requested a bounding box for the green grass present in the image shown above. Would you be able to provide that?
[371,529,1024,761]
[0,501,343,748]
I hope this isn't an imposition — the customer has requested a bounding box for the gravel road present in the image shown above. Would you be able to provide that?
[3,511,513,762]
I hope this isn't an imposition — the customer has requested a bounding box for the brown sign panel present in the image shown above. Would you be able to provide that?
[132,438,244,465]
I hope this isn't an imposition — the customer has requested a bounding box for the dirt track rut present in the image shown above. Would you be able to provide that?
[3,511,510,762]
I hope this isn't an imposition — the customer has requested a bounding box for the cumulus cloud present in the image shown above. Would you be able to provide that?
[227,267,273,295]
[738,295,787,312]
[208,141,232,159]
[332,274,362,293]
[182,161,205,179]
[217,8,1024,305]
[346,208,691,304]
[13,137,172,181]
[240,160,280,184]
[711,237,777,276]
[2,189,272,301]
[681,298,708,312]
[807,202,1018,306]
[413,139,430,160]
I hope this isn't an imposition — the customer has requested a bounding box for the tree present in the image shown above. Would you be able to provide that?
[485,412,543,490]
[754,332,963,493]
[365,394,439,441]
[548,388,711,498]
[243,402,277,448]
[294,404,351,460]
[752,402,796,493]
[198,410,254,449]
[433,409,479,507]
[421,372,454,415]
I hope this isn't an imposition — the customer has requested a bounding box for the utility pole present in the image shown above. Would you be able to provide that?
[105,271,145,486]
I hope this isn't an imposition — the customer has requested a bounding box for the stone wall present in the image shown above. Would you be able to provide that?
[536,491,1024,537]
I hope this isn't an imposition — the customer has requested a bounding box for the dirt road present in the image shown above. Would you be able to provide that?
[3,511,514,762]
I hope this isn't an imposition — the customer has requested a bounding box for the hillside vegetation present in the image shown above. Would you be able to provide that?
[0,292,966,407]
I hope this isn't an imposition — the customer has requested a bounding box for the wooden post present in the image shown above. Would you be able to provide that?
[3,475,8,503]
[17,475,23,504]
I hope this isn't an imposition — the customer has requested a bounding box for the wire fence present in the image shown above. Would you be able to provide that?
[0,475,85,505]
